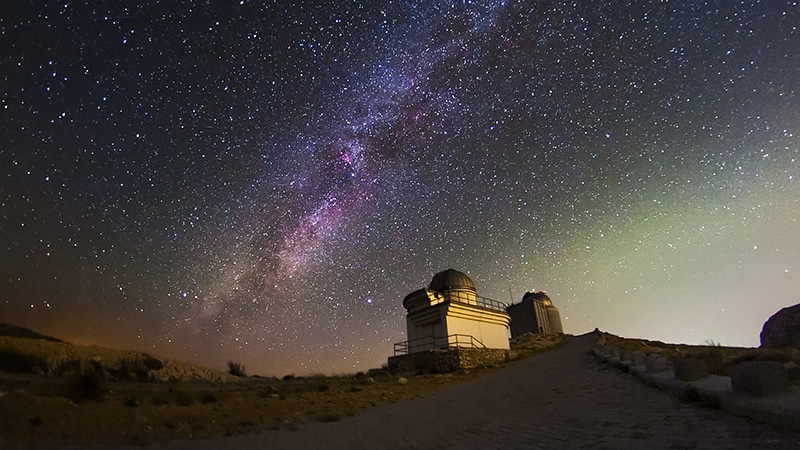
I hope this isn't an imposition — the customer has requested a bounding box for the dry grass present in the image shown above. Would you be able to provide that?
[0,333,568,446]
[0,365,495,446]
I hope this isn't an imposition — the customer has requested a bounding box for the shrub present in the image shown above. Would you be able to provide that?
[173,390,195,406]
[116,356,150,381]
[142,355,164,371]
[0,349,48,374]
[318,412,342,422]
[227,361,246,377]
[64,369,105,403]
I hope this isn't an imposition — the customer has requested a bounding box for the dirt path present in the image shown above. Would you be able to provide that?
[82,333,800,449]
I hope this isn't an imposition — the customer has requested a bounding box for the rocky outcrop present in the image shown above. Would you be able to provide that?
[760,304,800,349]
[0,336,236,383]
[731,361,790,396]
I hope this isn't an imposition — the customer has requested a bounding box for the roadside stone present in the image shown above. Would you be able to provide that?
[785,362,800,383]
[646,353,668,372]
[674,358,709,381]
[630,351,646,366]
[730,361,790,397]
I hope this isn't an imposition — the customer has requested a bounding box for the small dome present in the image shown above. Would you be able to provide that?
[523,291,552,305]
[429,268,476,291]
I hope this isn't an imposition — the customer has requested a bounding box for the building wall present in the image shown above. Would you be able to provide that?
[507,301,541,337]
[545,305,563,334]
[405,301,511,351]
[405,306,446,353]
[388,348,517,375]
[507,299,563,337]
[443,304,510,350]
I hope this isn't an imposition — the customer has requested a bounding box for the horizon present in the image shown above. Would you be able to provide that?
[2,1,798,377]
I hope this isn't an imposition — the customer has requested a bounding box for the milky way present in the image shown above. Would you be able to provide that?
[2,1,799,376]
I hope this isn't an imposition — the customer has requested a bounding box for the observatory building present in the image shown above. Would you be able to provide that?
[506,291,563,337]
[396,268,511,354]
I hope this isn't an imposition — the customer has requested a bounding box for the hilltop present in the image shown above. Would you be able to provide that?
[0,322,63,342]
[0,325,567,446]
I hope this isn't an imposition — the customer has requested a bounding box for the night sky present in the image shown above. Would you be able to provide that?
[2,1,799,376]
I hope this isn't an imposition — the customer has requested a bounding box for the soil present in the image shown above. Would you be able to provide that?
[0,332,568,447]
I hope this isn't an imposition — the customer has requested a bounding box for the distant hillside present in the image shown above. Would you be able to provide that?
[0,323,63,342]
[0,325,237,383]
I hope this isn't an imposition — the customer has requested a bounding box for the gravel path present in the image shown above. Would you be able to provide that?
[101,333,800,449]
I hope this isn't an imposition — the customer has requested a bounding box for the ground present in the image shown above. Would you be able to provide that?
[0,332,567,447]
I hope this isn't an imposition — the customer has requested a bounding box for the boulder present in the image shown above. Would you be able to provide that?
[760,303,800,349]
[674,358,709,381]
[630,351,646,366]
[730,361,789,396]
[646,353,668,372]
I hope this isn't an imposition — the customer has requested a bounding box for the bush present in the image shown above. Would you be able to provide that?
[227,361,246,377]
[173,390,195,406]
[143,355,164,371]
[116,356,150,381]
[64,369,105,403]
[0,349,48,374]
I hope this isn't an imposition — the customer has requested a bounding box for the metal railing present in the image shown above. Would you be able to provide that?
[442,289,508,313]
[393,334,487,356]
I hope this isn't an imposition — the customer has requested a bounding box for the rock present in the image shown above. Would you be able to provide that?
[785,362,800,383]
[630,351,646,366]
[397,377,408,385]
[646,354,668,372]
[760,303,800,349]
[674,358,709,381]
[731,361,789,396]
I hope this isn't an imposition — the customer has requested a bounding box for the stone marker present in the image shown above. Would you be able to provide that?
[674,358,709,381]
[730,361,790,396]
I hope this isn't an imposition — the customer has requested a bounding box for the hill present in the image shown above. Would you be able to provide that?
[0,322,63,342]
[0,328,235,383]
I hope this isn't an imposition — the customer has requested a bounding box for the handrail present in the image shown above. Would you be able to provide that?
[440,289,508,313]
[393,334,487,356]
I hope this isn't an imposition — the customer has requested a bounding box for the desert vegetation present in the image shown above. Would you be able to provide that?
[0,329,568,446]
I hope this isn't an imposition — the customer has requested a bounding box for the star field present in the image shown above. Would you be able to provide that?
[2,1,799,376]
